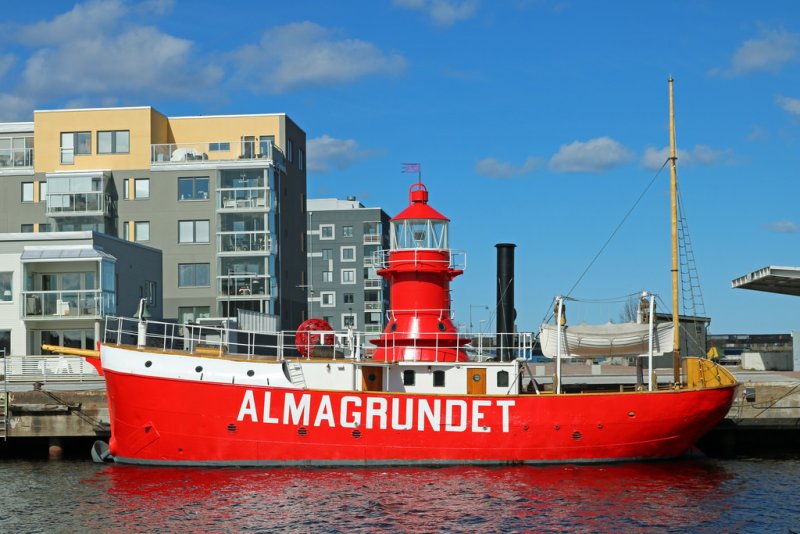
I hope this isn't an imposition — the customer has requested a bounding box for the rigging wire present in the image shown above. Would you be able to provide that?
[537,159,671,327]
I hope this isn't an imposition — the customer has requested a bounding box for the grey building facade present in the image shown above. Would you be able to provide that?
[306,197,390,334]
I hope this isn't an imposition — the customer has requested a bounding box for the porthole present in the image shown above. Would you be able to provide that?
[144,361,152,368]
[298,427,308,436]
[437,322,446,332]
[247,370,255,377]
[472,373,482,382]
[352,430,362,439]
[195,366,203,373]
[390,323,397,332]
[227,423,237,433]
[367,373,377,381]
[572,431,582,440]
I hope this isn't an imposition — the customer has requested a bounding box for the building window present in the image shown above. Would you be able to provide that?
[178,306,211,324]
[97,130,130,154]
[0,330,9,355]
[124,178,150,200]
[178,177,209,200]
[497,370,509,388]
[39,182,48,201]
[320,224,334,240]
[0,272,11,301]
[134,221,150,242]
[322,249,333,261]
[287,139,294,163]
[60,132,90,164]
[322,270,333,283]
[178,263,211,288]
[342,313,356,328]
[341,246,356,262]
[341,269,356,284]
[39,223,51,232]
[259,135,274,158]
[299,148,305,171]
[320,291,335,307]
[209,142,230,152]
[403,369,415,386]
[343,293,354,304]
[343,226,353,238]
[21,182,33,202]
[21,224,34,233]
[179,220,210,244]
[433,370,446,387]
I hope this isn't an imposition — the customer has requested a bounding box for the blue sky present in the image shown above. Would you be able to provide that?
[1,1,798,334]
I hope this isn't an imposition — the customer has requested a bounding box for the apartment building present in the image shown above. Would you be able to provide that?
[0,231,162,356]
[0,107,307,330]
[307,197,390,334]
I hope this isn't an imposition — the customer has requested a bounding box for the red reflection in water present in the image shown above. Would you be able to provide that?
[80,460,733,532]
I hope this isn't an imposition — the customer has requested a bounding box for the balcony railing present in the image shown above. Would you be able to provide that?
[364,302,382,311]
[46,192,111,217]
[218,231,271,253]
[218,274,269,298]
[218,187,270,211]
[363,234,381,244]
[22,290,115,319]
[151,141,284,166]
[0,147,33,169]
[364,279,382,289]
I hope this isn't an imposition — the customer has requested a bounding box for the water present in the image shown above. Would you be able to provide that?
[1,458,799,532]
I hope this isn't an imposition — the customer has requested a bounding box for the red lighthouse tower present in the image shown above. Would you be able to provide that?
[371,181,468,362]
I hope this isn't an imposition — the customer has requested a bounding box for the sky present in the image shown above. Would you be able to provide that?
[0,1,798,334]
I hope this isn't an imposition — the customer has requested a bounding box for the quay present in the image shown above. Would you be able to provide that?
[1,357,798,459]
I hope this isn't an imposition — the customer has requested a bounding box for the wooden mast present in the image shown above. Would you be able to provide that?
[668,76,681,384]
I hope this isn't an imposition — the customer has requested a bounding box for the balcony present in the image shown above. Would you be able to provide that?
[151,141,284,167]
[46,192,111,217]
[363,234,381,245]
[218,187,270,211]
[22,290,115,320]
[219,274,269,298]
[218,231,271,254]
[0,145,33,170]
[364,279,382,289]
[364,302,382,311]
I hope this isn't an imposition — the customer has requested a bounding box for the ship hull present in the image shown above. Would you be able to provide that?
[103,357,736,467]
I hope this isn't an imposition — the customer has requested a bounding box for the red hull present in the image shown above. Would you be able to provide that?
[105,368,735,466]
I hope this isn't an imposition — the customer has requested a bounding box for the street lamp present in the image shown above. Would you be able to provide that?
[470,304,488,333]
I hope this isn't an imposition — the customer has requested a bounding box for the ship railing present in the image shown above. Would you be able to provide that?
[102,316,536,363]
[372,249,467,270]
[3,355,100,383]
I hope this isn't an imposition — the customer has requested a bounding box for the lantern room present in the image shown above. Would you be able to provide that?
[390,183,449,251]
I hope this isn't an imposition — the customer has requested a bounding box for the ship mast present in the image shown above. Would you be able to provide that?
[668,76,681,384]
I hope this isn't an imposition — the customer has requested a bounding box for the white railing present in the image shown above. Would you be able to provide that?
[218,273,269,297]
[46,192,111,217]
[218,187,270,211]
[373,249,467,271]
[4,355,100,383]
[22,290,115,319]
[151,141,284,166]
[0,146,34,169]
[363,234,381,244]
[364,302,382,311]
[217,231,271,254]
[364,279,382,289]
[102,316,536,363]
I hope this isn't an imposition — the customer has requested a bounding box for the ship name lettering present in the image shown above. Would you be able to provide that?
[236,391,516,433]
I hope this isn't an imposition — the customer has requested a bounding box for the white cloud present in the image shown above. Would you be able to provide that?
[548,136,633,173]
[710,28,800,77]
[475,156,540,178]
[0,53,14,81]
[0,92,36,121]
[776,95,800,118]
[307,135,373,173]
[393,0,480,27]
[231,22,407,93]
[18,0,127,46]
[765,220,799,234]
[641,145,734,170]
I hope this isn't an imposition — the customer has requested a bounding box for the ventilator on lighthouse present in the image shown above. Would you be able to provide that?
[371,181,468,362]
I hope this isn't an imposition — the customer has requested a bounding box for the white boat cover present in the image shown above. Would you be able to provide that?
[539,322,675,359]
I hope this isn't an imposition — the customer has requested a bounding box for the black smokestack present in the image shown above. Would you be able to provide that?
[495,243,516,361]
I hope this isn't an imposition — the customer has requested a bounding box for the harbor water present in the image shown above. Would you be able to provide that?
[1,457,799,532]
